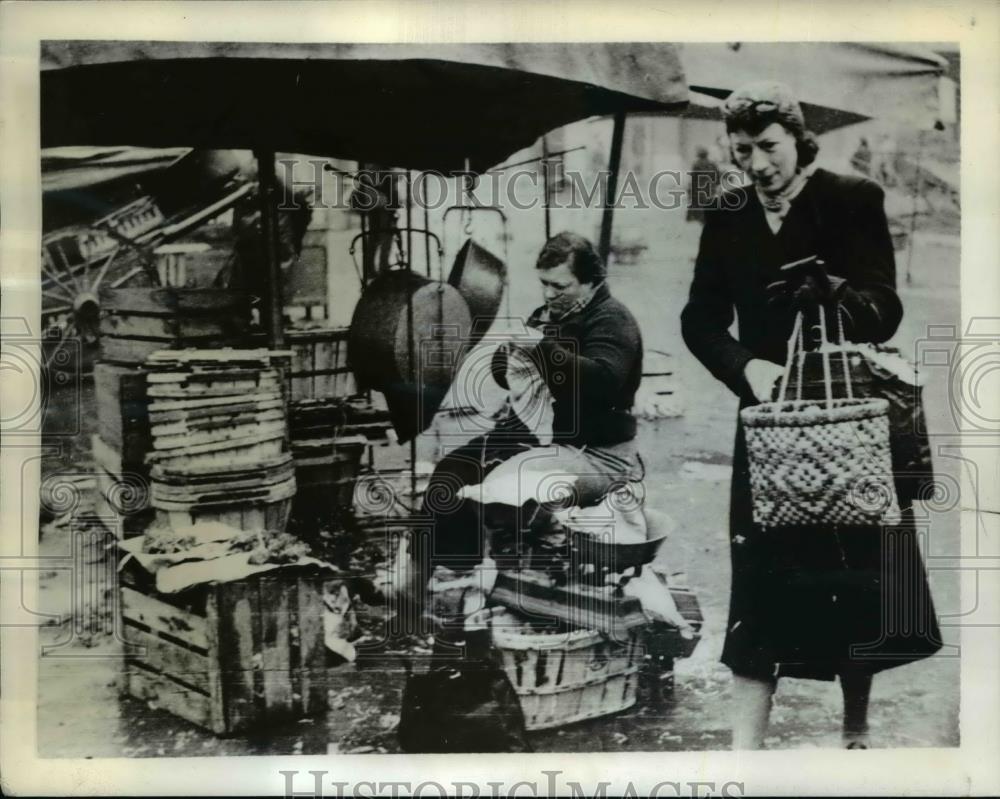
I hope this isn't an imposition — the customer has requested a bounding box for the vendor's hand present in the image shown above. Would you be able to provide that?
[766,257,847,311]
[744,359,784,403]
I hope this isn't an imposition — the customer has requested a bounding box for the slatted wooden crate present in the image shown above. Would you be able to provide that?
[149,454,295,532]
[489,608,641,730]
[289,435,367,536]
[99,288,253,365]
[91,434,152,538]
[94,361,151,467]
[152,490,294,533]
[119,564,330,736]
[285,328,355,402]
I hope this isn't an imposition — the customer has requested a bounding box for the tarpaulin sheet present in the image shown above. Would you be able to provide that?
[40,40,688,173]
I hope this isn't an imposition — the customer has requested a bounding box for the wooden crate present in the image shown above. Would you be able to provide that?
[285,231,329,314]
[91,434,152,538]
[99,287,252,365]
[489,608,641,731]
[154,496,293,534]
[101,335,245,366]
[120,566,330,736]
[289,437,366,536]
[101,287,252,315]
[285,328,356,402]
[94,362,151,465]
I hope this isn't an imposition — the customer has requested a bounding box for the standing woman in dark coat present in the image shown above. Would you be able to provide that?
[681,82,942,749]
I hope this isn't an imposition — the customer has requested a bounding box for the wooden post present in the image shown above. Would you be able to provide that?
[542,137,551,241]
[599,112,626,267]
[423,182,432,277]
[905,130,925,287]
[253,149,285,348]
[405,170,417,504]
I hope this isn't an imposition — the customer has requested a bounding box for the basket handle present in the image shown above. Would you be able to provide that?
[777,303,856,410]
[816,303,856,405]
[777,311,805,404]
[817,304,833,409]
[835,304,854,400]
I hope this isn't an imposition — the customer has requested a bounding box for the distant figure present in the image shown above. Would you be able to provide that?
[686,146,721,223]
[850,137,872,176]
[873,132,899,188]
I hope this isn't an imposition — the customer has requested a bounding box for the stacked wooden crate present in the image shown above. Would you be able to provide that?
[91,434,153,536]
[287,398,392,535]
[285,327,355,402]
[99,287,252,366]
[144,350,296,532]
[119,556,330,736]
[92,362,153,536]
[92,288,255,536]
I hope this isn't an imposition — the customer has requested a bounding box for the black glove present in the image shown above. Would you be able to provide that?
[766,257,848,311]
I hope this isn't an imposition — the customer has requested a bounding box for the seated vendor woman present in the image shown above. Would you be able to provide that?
[416,231,646,583]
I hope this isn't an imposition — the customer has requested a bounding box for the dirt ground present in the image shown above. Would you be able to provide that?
[35,220,961,757]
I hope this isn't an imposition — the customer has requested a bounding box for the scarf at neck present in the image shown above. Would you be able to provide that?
[534,280,603,324]
[755,165,815,232]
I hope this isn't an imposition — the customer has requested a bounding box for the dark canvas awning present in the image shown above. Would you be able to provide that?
[679,42,947,128]
[41,41,689,173]
[680,90,870,133]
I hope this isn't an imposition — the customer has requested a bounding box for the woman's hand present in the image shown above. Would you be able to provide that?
[744,359,784,403]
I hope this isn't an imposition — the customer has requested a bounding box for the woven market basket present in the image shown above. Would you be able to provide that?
[741,307,901,529]
[489,608,640,730]
[741,397,900,527]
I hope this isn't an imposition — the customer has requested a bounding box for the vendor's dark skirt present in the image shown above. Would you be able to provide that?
[723,421,943,682]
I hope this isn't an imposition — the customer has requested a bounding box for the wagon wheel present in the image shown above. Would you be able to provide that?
[40,233,154,373]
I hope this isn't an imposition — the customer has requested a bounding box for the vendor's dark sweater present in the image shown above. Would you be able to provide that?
[527,282,643,448]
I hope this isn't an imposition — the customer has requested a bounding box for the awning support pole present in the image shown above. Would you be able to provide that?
[405,169,417,505]
[253,148,285,348]
[599,112,626,267]
[542,136,551,240]
[905,130,925,287]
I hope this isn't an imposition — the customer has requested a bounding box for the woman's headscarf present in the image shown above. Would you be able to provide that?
[722,80,819,170]
[722,80,807,138]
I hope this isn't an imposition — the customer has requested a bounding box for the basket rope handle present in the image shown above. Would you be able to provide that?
[836,305,854,400]
[777,302,856,410]
[818,304,833,409]
[818,303,856,405]
[777,311,804,404]
[794,319,805,401]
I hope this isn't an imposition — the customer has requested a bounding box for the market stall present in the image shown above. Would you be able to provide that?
[41,40,705,739]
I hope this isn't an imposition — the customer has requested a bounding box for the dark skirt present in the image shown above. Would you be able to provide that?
[722,418,943,682]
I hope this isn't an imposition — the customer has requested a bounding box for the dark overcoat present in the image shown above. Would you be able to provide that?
[417,282,643,574]
[681,168,942,681]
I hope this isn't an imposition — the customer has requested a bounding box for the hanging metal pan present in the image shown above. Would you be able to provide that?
[447,238,506,344]
[348,269,471,443]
